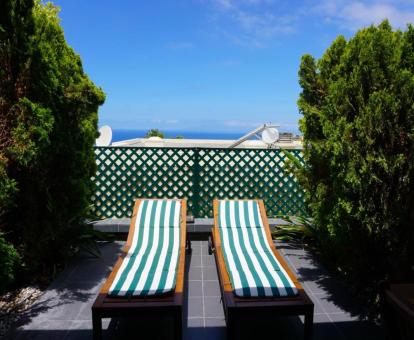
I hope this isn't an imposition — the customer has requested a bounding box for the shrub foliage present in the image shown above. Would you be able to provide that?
[145,129,164,138]
[0,233,20,292]
[0,0,105,287]
[298,21,414,315]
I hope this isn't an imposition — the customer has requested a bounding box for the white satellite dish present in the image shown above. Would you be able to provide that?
[261,127,279,144]
[96,125,112,146]
[228,123,280,148]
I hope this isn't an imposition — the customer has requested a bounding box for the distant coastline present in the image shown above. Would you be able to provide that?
[112,129,249,142]
[111,129,300,142]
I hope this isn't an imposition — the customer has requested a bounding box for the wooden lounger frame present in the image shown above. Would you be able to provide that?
[92,199,187,340]
[211,199,314,340]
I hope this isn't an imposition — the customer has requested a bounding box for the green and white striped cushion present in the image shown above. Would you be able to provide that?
[109,199,182,297]
[218,200,298,298]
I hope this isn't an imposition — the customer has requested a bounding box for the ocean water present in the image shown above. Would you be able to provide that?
[111,129,248,142]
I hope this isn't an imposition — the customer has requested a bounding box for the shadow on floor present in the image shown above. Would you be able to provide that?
[11,240,384,340]
[12,242,124,337]
[12,318,382,340]
[276,241,371,319]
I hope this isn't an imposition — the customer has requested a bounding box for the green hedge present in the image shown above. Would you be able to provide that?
[0,0,105,285]
[0,234,20,293]
[298,21,414,317]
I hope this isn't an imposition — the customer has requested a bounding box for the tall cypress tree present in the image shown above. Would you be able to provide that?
[0,0,105,282]
[298,21,414,316]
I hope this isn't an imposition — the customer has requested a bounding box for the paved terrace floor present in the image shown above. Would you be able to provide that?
[11,238,383,340]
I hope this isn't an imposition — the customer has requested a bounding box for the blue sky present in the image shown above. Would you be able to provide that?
[54,0,414,133]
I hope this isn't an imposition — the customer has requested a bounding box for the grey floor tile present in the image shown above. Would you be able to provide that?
[301,279,330,295]
[200,242,210,256]
[318,297,350,314]
[188,255,202,268]
[186,297,203,318]
[190,240,203,246]
[204,317,226,327]
[13,239,384,340]
[275,243,307,256]
[68,259,114,283]
[201,255,216,267]
[313,312,333,323]
[202,267,218,280]
[188,244,202,256]
[188,266,202,281]
[329,313,384,340]
[48,265,79,289]
[58,278,104,294]
[29,298,87,322]
[187,280,203,297]
[310,298,329,315]
[98,243,124,265]
[203,297,224,318]
[186,317,204,328]
[294,256,323,272]
[75,298,95,321]
[308,293,332,314]
[15,320,74,340]
[203,280,221,297]
[188,240,210,255]
[327,312,360,322]
[29,284,98,322]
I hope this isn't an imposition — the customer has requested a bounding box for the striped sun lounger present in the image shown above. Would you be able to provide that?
[92,199,187,340]
[211,199,314,340]
[109,199,182,297]
[217,199,298,297]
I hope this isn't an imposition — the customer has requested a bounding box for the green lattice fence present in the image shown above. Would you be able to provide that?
[91,147,307,219]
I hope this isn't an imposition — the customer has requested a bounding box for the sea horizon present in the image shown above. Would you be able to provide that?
[111,128,301,143]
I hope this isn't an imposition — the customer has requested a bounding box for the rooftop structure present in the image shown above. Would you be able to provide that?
[112,136,303,149]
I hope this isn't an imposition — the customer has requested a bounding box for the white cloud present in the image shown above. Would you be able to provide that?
[215,0,233,10]
[203,0,297,47]
[342,2,414,28]
[314,0,414,30]
[212,0,274,9]
[201,0,414,47]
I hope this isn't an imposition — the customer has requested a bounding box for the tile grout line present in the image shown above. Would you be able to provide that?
[61,321,73,340]
[283,248,348,340]
[279,244,300,276]
[324,307,349,340]
[188,316,224,320]
[279,246,333,327]
[200,242,206,328]
[59,262,91,339]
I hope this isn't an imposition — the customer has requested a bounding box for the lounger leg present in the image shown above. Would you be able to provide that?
[227,313,237,340]
[186,238,192,253]
[92,312,102,340]
[304,311,313,340]
[174,310,182,340]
